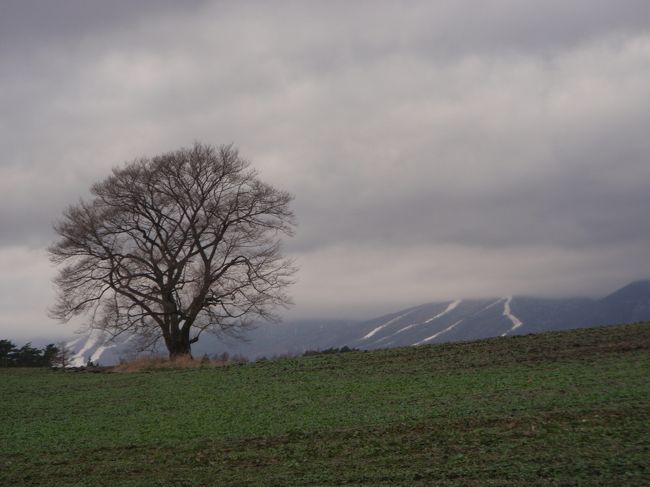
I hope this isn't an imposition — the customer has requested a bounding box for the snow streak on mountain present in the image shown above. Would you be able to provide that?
[501,296,524,336]
[414,319,464,346]
[362,310,417,340]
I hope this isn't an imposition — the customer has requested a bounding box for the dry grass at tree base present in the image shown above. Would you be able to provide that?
[112,353,248,372]
[110,347,355,373]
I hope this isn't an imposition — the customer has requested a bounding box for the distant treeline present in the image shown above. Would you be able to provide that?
[302,346,359,356]
[0,340,64,367]
[255,346,361,362]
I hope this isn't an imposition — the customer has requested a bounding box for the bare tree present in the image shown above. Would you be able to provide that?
[49,143,296,359]
[51,341,73,368]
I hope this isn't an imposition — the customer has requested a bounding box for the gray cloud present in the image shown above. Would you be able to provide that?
[1,1,650,335]
[0,1,209,48]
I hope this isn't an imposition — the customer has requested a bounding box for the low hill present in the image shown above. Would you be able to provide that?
[1,323,649,486]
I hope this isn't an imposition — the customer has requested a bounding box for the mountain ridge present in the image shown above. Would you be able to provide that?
[65,280,650,364]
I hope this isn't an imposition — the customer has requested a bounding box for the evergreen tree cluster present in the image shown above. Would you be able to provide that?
[0,340,62,367]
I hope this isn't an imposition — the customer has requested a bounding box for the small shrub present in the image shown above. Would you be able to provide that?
[303,346,360,356]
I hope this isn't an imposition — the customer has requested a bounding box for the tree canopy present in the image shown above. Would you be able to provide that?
[49,143,296,358]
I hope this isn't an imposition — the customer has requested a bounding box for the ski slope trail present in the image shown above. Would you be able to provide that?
[70,332,101,367]
[424,299,462,323]
[414,319,464,345]
[501,296,524,336]
[362,309,417,340]
[90,343,116,363]
[390,300,462,337]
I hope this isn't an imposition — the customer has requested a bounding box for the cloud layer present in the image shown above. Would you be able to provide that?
[1,1,649,337]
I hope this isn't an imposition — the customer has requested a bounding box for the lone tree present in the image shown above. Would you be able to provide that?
[49,143,296,359]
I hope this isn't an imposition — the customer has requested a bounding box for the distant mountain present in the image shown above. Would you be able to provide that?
[350,280,650,351]
[598,280,650,323]
[65,280,650,365]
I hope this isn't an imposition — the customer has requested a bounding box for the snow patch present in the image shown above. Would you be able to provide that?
[414,319,464,345]
[64,336,85,349]
[70,331,105,366]
[424,300,462,323]
[391,299,462,336]
[90,343,115,363]
[484,297,507,311]
[500,296,523,336]
[362,310,415,340]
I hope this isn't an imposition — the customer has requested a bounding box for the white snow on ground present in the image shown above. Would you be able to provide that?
[414,319,464,345]
[424,300,462,323]
[362,310,416,340]
[484,297,507,310]
[90,343,116,363]
[70,331,104,366]
[463,297,507,318]
[411,297,511,346]
[390,299,462,337]
[64,336,85,349]
[500,296,524,336]
[100,333,139,361]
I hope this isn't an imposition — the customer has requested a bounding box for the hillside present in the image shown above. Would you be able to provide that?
[64,279,650,363]
[1,323,649,486]
[345,279,650,350]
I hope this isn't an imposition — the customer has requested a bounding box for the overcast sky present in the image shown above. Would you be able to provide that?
[2,0,650,340]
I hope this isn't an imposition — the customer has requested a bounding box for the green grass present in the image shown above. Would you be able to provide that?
[1,323,649,486]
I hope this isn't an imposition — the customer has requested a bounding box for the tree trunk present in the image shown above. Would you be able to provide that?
[168,334,193,360]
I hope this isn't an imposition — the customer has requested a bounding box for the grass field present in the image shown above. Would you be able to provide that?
[1,323,649,486]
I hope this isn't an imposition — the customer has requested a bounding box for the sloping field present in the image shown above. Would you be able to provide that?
[1,323,649,486]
